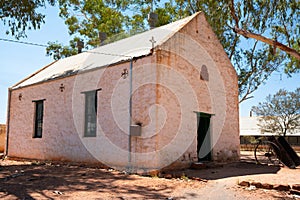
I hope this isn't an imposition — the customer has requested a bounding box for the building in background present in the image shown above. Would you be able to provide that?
[240,116,300,148]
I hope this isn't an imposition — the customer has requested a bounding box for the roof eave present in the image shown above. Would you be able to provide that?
[11,60,58,89]
[10,53,153,90]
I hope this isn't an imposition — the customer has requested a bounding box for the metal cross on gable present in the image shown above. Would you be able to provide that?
[149,36,156,49]
[59,83,65,92]
[121,68,129,79]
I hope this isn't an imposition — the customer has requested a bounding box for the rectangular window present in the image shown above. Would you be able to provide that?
[84,91,97,137]
[33,100,44,138]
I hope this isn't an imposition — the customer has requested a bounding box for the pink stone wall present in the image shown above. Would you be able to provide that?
[173,12,240,162]
[152,12,240,165]
[7,13,239,171]
[8,75,96,162]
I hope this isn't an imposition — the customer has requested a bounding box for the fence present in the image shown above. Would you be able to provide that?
[240,136,300,152]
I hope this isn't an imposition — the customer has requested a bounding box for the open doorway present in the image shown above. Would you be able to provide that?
[196,112,212,161]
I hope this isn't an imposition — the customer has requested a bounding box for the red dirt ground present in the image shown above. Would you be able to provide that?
[0,152,299,199]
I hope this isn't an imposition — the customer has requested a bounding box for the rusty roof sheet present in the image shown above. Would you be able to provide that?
[12,12,199,89]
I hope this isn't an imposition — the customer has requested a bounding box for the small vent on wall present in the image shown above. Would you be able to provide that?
[200,65,209,81]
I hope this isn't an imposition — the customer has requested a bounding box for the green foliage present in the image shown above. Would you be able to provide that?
[252,88,300,136]
[2,0,297,102]
[152,0,298,102]
[46,40,78,60]
[45,0,299,102]
[180,174,189,181]
[58,0,126,46]
[243,136,257,144]
[0,0,55,38]
[239,0,300,76]
[285,42,300,75]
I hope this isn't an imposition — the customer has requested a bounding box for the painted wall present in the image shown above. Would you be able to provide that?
[7,56,159,169]
[7,13,239,172]
[180,13,240,162]
[150,13,240,165]
[7,73,96,162]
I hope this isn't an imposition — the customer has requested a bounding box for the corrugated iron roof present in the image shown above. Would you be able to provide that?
[12,12,200,89]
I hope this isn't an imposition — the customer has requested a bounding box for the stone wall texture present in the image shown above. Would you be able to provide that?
[7,12,239,172]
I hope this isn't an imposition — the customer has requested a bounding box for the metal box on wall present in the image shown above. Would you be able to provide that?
[130,125,141,136]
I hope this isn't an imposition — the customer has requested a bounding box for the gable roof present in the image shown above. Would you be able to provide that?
[12,12,200,89]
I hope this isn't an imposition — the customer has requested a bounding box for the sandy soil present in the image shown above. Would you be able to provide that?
[0,152,299,199]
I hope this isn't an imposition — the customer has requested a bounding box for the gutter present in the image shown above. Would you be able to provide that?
[5,87,12,157]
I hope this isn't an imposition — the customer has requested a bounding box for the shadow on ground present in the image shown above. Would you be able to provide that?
[181,161,281,180]
[0,162,175,199]
[0,151,287,199]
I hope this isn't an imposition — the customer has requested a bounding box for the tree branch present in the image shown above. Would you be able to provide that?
[234,27,300,60]
[187,0,195,13]
[239,95,254,103]
[282,22,291,47]
[229,0,239,27]
[228,33,239,60]
[239,60,279,103]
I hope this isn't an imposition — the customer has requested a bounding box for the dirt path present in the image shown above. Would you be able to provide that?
[169,160,300,200]
[0,152,299,199]
[181,176,297,200]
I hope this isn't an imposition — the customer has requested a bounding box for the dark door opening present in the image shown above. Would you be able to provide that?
[196,112,212,161]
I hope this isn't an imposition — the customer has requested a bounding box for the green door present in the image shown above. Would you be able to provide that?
[196,112,212,161]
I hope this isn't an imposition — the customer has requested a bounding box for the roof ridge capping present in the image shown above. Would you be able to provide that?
[91,11,201,53]
[152,11,202,47]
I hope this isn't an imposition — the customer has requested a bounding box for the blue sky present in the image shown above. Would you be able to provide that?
[0,6,299,124]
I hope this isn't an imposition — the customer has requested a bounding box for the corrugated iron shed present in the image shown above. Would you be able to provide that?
[12,12,199,89]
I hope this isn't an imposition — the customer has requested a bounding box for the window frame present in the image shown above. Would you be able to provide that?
[82,89,101,137]
[32,99,45,138]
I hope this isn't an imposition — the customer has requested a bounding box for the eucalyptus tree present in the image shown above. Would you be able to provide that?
[252,88,300,136]
[0,0,55,38]
[46,0,299,102]
[1,0,298,102]
[154,0,299,102]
